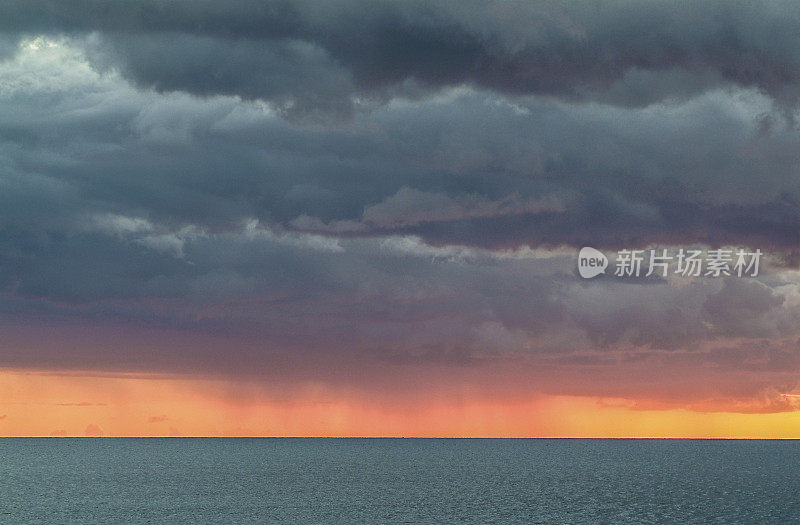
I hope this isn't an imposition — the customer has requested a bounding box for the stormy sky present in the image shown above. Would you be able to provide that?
[4,0,800,419]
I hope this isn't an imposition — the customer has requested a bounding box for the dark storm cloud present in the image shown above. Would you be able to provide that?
[5,0,800,114]
[3,232,800,407]
[1,226,797,366]
[4,0,800,252]
[4,1,800,408]
[5,52,800,254]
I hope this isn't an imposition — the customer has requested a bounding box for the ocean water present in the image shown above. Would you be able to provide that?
[1,438,798,524]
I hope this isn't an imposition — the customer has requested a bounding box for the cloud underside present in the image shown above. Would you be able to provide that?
[3,1,800,410]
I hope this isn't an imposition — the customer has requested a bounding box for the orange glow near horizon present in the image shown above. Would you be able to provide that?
[2,369,800,438]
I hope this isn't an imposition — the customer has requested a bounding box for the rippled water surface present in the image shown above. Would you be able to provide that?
[1,438,798,523]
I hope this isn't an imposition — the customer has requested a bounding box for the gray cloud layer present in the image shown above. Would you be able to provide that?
[3,2,800,407]
[6,1,800,112]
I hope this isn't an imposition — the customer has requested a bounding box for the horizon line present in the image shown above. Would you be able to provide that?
[4,436,800,440]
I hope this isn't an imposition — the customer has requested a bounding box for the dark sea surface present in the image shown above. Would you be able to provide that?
[1,438,799,524]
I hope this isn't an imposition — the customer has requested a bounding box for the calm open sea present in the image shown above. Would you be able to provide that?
[1,438,798,523]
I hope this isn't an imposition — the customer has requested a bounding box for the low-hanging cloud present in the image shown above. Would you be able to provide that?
[3,2,800,411]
